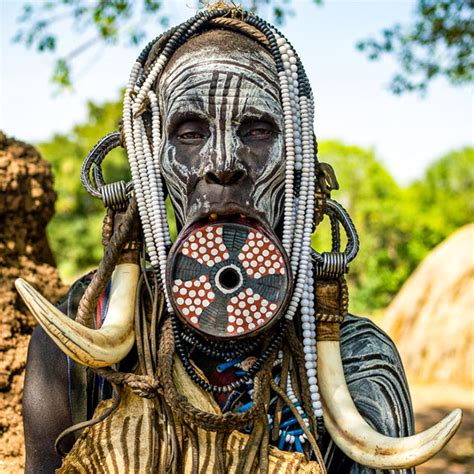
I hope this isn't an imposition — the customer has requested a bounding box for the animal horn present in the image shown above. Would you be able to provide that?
[16,263,139,368]
[318,339,462,469]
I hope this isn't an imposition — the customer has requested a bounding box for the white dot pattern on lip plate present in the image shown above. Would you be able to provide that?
[172,275,215,326]
[170,221,289,338]
[180,225,229,267]
[238,231,286,279]
[226,287,278,335]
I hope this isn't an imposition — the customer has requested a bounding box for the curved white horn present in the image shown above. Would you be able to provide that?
[16,263,139,368]
[318,340,462,469]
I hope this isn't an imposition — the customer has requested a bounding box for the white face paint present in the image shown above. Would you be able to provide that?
[157,43,285,228]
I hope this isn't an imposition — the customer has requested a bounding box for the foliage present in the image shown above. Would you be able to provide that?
[38,98,129,278]
[405,147,474,250]
[13,0,321,89]
[14,0,170,88]
[38,96,473,312]
[315,142,473,313]
[357,0,474,94]
[14,0,472,94]
[315,141,409,313]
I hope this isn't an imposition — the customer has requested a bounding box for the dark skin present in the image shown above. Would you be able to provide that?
[170,114,282,223]
[157,28,286,229]
[23,303,76,473]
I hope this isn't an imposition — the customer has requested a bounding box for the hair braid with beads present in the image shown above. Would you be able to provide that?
[122,8,324,423]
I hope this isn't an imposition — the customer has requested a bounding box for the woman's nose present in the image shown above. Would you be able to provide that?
[204,169,246,185]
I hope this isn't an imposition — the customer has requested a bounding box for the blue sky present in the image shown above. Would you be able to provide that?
[1,0,472,184]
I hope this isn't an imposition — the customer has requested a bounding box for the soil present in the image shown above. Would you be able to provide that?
[0,131,67,473]
[413,385,473,474]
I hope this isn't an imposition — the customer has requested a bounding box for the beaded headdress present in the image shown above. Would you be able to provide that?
[81,5,359,422]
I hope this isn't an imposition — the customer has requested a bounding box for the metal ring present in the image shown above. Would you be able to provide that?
[81,132,121,199]
[325,199,359,263]
[311,198,359,276]
[92,165,105,189]
[314,252,348,278]
[93,166,134,203]
[99,181,128,211]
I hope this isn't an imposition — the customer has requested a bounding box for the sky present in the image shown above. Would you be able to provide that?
[0,0,472,184]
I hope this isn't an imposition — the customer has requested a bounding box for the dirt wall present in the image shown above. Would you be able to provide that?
[0,131,67,472]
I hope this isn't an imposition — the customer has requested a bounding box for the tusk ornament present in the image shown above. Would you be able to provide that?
[318,340,462,469]
[16,263,139,368]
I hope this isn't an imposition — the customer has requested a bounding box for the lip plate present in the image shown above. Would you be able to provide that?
[166,217,293,340]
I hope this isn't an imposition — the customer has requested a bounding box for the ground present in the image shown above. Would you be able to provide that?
[414,384,473,474]
[0,132,66,473]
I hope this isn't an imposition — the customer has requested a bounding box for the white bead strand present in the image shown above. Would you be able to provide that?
[148,91,172,248]
[125,53,168,245]
[292,95,315,281]
[123,66,160,275]
[148,91,173,310]
[132,116,158,266]
[133,53,167,113]
[275,34,306,257]
[302,264,323,419]
[285,371,310,444]
[122,61,162,272]
[283,95,315,322]
[122,62,143,205]
[139,119,162,266]
[278,70,296,255]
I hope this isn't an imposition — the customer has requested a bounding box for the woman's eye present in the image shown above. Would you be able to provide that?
[247,128,272,137]
[239,120,278,140]
[177,131,205,141]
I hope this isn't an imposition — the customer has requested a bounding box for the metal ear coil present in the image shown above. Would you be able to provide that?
[312,198,359,277]
[81,132,133,208]
[99,181,128,211]
[314,251,348,278]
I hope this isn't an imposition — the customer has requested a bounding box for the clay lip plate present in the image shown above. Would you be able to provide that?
[166,217,293,340]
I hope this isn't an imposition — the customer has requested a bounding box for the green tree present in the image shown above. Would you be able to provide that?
[315,142,474,314]
[405,147,474,249]
[38,98,128,278]
[315,141,409,314]
[13,0,321,89]
[14,0,473,93]
[357,0,473,94]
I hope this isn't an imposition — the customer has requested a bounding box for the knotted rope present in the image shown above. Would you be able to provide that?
[75,197,138,327]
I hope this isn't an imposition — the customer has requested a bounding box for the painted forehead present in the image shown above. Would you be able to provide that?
[159,46,282,121]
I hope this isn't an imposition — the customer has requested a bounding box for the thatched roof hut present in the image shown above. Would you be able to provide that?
[383,224,473,388]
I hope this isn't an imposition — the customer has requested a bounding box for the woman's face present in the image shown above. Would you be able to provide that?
[158,41,285,229]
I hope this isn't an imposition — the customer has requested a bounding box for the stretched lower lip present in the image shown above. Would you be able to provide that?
[193,213,262,230]
[189,204,267,228]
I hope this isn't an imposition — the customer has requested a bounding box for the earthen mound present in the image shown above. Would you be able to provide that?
[0,131,67,473]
